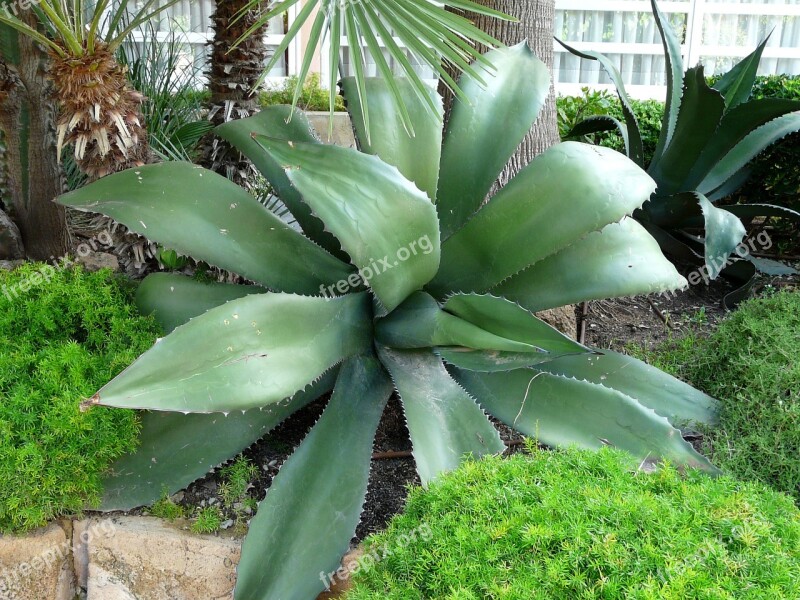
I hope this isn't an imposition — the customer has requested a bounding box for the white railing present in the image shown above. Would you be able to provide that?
[554,0,800,99]
[121,0,800,96]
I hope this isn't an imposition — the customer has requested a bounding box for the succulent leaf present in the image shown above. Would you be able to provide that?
[685,98,800,191]
[375,292,542,353]
[100,370,338,511]
[494,219,687,312]
[378,347,505,485]
[712,35,769,109]
[234,355,392,600]
[136,273,264,334]
[431,142,657,295]
[341,76,443,201]
[649,0,685,165]
[698,110,800,197]
[555,39,644,166]
[531,349,718,428]
[258,137,441,312]
[442,294,589,355]
[648,67,726,197]
[437,43,550,238]
[214,106,344,257]
[566,115,631,157]
[454,368,719,473]
[56,162,353,293]
[89,292,372,412]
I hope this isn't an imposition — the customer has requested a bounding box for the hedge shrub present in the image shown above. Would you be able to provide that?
[347,446,800,599]
[632,290,800,504]
[0,264,160,531]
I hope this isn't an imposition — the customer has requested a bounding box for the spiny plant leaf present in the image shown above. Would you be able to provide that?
[378,347,504,485]
[100,370,338,511]
[712,35,770,109]
[234,355,392,600]
[374,292,541,353]
[214,107,344,257]
[493,219,687,312]
[648,67,725,196]
[454,368,719,473]
[431,142,656,295]
[56,162,353,293]
[341,76,443,201]
[531,349,718,428]
[686,98,800,191]
[556,38,644,166]
[437,43,550,238]
[650,0,685,165]
[136,273,264,335]
[258,138,441,312]
[87,292,372,412]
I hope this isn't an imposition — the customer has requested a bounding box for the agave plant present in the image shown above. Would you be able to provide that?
[560,0,800,303]
[0,0,182,179]
[59,44,718,600]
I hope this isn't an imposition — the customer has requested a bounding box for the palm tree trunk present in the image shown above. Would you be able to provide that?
[439,0,576,338]
[0,19,69,260]
[201,0,269,188]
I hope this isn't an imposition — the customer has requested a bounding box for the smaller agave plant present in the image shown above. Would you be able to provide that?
[60,44,719,600]
[560,0,800,304]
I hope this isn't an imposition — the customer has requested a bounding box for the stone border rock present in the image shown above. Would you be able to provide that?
[1,517,358,600]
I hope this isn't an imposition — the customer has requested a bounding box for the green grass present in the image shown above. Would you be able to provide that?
[631,290,800,503]
[219,455,258,507]
[347,446,800,599]
[149,490,185,521]
[0,264,161,532]
[192,505,223,534]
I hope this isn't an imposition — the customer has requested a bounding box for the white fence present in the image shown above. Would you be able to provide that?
[555,0,800,98]
[129,0,800,97]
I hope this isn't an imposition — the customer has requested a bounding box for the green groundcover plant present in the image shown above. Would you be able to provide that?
[632,290,800,503]
[0,264,160,532]
[347,446,800,600]
[57,44,720,599]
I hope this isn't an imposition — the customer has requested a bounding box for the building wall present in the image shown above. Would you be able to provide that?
[130,0,800,97]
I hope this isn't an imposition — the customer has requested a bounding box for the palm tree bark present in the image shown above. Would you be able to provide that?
[439,0,576,338]
[0,18,69,260]
[440,0,559,176]
[201,0,269,187]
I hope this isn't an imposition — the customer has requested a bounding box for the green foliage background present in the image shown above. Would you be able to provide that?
[347,446,800,599]
[0,265,160,531]
[557,74,800,213]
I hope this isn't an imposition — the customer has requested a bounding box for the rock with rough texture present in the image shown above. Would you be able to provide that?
[317,547,365,599]
[537,305,578,340]
[76,250,119,272]
[84,517,240,600]
[0,259,24,271]
[0,522,76,600]
[0,209,24,260]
